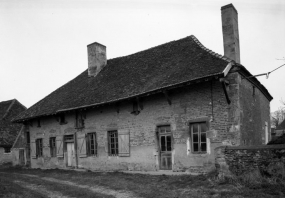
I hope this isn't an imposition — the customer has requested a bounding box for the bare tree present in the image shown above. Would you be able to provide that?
[271,100,285,128]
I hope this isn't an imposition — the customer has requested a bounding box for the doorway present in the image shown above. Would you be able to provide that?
[67,142,75,167]
[19,149,25,165]
[64,135,75,167]
[158,126,172,170]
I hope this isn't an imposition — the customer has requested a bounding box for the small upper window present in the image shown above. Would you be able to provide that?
[26,132,30,144]
[59,114,67,125]
[37,119,41,127]
[190,122,207,153]
[131,101,140,115]
[4,147,11,153]
[75,112,85,129]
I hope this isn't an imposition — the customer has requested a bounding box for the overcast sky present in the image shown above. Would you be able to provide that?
[0,0,284,112]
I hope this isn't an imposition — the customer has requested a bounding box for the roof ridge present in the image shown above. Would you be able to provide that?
[2,99,16,120]
[189,35,233,63]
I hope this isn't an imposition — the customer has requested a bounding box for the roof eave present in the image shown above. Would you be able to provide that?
[14,72,225,122]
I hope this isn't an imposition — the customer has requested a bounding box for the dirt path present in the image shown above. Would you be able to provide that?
[14,180,71,198]
[22,173,140,198]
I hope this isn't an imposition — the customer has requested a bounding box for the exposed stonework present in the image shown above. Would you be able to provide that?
[215,145,285,176]
[27,72,270,174]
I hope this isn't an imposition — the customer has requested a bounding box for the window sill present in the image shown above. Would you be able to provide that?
[4,153,11,155]
[75,127,85,129]
[60,122,68,125]
[87,155,98,158]
[108,155,119,157]
[191,152,207,155]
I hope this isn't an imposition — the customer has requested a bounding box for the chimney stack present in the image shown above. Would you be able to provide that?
[87,42,107,77]
[221,4,240,63]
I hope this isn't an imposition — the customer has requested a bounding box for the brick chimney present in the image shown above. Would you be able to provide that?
[87,42,107,77]
[221,4,240,63]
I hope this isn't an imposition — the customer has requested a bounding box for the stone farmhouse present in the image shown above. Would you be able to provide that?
[14,4,272,173]
[0,99,26,164]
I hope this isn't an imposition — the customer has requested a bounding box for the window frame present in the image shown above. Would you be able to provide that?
[75,111,85,129]
[59,114,67,125]
[157,125,172,152]
[108,130,118,156]
[37,119,41,128]
[36,138,43,158]
[4,147,11,154]
[190,122,208,153]
[86,133,97,156]
[49,137,56,157]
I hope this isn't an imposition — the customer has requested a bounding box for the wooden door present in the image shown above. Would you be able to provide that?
[67,143,74,167]
[158,126,172,170]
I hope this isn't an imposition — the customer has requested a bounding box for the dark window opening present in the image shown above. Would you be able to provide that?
[26,132,30,144]
[36,139,43,157]
[75,112,85,128]
[87,133,97,156]
[190,122,207,153]
[158,125,172,152]
[59,114,67,125]
[4,147,11,153]
[131,101,140,115]
[37,119,41,127]
[49,137,56,157]
[108,131,118,156]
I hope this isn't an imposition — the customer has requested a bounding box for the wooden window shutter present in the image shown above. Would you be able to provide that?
[104,132,109,154]
[31,139,36,159]
[77,133,87,158]
[56,136,64,157]
[118,129,130,157]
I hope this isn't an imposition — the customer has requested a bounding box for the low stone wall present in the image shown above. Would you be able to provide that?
[215,145,285,176]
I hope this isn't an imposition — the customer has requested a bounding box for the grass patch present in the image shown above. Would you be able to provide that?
[1,166,285,198]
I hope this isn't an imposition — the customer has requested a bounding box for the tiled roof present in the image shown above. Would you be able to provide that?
[13,35,271,122]
[0,99,26,146]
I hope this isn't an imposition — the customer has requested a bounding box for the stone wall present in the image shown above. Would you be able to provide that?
[215,145,285,176]
[26,70,271,173]
[239,75,271,145]
[0,147,13,164]
[28,79,239,173]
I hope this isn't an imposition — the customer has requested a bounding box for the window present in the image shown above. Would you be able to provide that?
[49,137,56,157]
[131,101,140,115]
[108,131,118,156]
[4,147,11,153]
[86,133,97,156]
[75,111,85,128]
[59,114,67,125]
[158,125,172,152]
[36,139,43,157]
[37,119,41,127]
[190,122,207,153]
[26,132,30,144]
